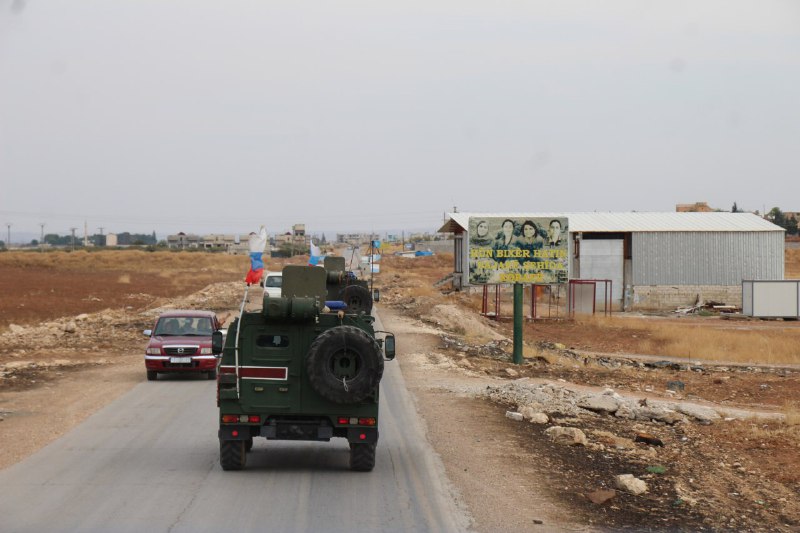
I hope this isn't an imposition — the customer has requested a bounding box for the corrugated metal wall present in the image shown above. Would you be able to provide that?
[632,232,784,285]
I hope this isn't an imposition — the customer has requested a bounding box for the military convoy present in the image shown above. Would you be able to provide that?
[212,263,394,472]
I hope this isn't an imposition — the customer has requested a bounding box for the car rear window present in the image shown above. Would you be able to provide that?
[265,276,282,288]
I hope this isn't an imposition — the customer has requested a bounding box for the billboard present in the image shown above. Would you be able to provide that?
[468,217,569,285]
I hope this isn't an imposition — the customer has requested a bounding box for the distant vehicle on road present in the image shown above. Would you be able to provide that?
[262,271,282,298]
[143,310,223,381]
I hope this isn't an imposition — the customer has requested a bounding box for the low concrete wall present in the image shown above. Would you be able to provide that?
[631,285,741,311]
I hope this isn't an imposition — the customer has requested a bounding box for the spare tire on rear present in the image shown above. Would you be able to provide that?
[340,284,373,314]
[306,326,384,404]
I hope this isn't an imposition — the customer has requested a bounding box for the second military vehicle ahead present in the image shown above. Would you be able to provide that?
[213,265,395,472]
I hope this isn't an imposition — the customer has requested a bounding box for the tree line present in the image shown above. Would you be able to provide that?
[765,207,798,235]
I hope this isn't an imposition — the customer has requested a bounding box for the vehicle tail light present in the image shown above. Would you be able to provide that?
[248,415,260,423]
[338,417,376,426]
[221,415,239,423]
[232,430,239,437]
[359,433,366,440]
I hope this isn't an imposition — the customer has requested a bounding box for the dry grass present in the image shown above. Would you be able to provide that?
[117,274,131,284]
[785,248,800,279]
[785,403,800,426]
[574,315,800,365]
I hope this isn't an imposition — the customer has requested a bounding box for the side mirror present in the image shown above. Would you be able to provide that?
[383,333,395,361]
[212,330,224,356]
[143,329,152,337]
[372,288,380,302]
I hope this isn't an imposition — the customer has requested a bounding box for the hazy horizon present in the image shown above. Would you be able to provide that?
[2,1,798,239]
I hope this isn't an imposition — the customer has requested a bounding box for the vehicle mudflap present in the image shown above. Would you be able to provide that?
[346,427,378,444]
[218,425,251,441]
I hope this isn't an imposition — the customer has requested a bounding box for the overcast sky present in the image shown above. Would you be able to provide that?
[1,0,799,240]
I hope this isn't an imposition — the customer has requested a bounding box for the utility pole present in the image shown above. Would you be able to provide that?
[5,223,10,249]
[70,227,77,252]
[39,223,45,252]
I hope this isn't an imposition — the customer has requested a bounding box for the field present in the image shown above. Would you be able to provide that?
[1,249,799,530]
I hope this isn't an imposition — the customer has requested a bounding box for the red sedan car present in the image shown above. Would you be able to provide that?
[143,310,223,381]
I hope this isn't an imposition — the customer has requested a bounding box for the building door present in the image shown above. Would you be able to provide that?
[580,238,624,309]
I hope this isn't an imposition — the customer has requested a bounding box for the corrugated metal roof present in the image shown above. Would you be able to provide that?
[439,212,783,233]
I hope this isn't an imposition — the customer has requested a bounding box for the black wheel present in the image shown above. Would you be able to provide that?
[245,437,253,452]
[349,442,376,471]
[220,439,246,471]
[146,370,157,381]
[306,326,384,404]
[339,284,373,314]
[207,369,217,380]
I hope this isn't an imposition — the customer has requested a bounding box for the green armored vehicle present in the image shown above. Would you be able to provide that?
[322,256,376,314]
[212,265,395,472]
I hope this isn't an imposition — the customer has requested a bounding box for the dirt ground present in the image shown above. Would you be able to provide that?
[1,250,799,531]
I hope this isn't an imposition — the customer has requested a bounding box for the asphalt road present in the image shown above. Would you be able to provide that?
[0,315,470,533]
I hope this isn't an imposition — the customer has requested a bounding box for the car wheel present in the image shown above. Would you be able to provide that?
[339,284,373,314]
[349,442,376,471]
[146,370,157,381]
[306,326,384,404]
[220,439,246,471]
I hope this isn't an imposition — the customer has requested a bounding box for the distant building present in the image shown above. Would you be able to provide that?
[201,234,238,252]
[167,232,201,249]
[336,233,363,246]
[106,233,118,247]
[676,202,715,212]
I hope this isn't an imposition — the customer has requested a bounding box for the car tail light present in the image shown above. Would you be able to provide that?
[338,417,376,426]
[221,415,239,423]
[248,415,260,423]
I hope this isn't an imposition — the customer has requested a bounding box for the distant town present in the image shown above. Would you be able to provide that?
[0,222,445,255]
[2,202,798,252]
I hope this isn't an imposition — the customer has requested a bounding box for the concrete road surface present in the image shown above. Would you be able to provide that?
[0,317,470,532]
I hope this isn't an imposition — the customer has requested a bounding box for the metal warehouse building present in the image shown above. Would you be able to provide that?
[438,212,785,311]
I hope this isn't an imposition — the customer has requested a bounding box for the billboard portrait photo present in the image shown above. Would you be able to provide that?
[468,217,569,285]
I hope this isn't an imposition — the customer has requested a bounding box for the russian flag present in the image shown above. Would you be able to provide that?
[245,226,267,285]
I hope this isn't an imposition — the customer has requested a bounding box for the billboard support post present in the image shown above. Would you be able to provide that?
[513,283,523,364]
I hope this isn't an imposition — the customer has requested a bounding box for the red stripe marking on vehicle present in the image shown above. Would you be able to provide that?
[219,366,288,380]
